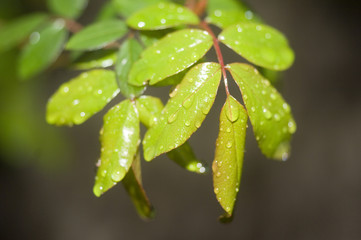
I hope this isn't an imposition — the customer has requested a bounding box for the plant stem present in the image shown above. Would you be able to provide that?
[201,21,230,96]
[64,18,83,33]
[186,0,207,17]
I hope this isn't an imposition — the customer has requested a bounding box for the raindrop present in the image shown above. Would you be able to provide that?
[138,22,145,28]
[167,112,178,123]
[72,99,80,105]
[97,89,103,94]
[195,120,201,128]
[185,120,191,127]
[214,188,219,194]
[251,107,256,112]
[111,171,122,182]
[216,171,221,177]
[63,86,69,93]
[235,187,239,192]
[283,103,291,113]
[270,93,276,100]
[217,161,223,167]
[274,114,281,121]
[226,128,231,133]
[263,108,272,119]
[226,142,232,148]
[101,169,107,177]
[288,120,296,133]
[182,96,194,109]
[160,19,166,24]
[202,105,211,114]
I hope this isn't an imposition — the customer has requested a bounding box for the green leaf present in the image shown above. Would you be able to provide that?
[139,29,173,47]
[135,95,164,128]
[66,20,127,51]
[46,70,119,126]
[129,29,213,86]
[212,95,247,216]
[95,1,119,22]
[142,62,222,161]
[0,13,48,53]
[219,23,294,70]
[47,0,88,19]
[93,100,140,197]
[167,142,207,174]
[227,63,296,160]
[127,2,199,30]
[112,0,168,18]
[72,49,117,70]
[18,20,67,80]
[206,0,260,29]
[122,149,155,219]
[115,38,146,99]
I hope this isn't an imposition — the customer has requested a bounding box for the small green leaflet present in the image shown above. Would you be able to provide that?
[47,0,88,19]
[127,2,199,30]
[122,151,155,219]
[72,49,117,70]
[0,13,48,53]
[128,29,213,86]
[18,20,67,80]
[142,62,222,161]
[135,95,163,128]
[112,0,169,18]
[94,100,140,197]
[227,63,296,160]
[115,38,146,99]
[213,96,247,216]
[206,0,260,29]
[66,20,127,51]
[219,23,294,70]
[46,70,119,126]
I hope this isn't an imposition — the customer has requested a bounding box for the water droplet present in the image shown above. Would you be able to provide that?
[29,32,40,44]
[243,94,248,100]
[101,169,107,177]
[138,21,145,28]
[235,187,239,192]
[283,103,290,113]
[261,90,266,95]
[251,107,256,112]
[80,112,85,117]
[226,142,233,148]
[168,112,177,123]
[263,108,272,119]
[182,96,194,109]
[226,207,231,212]
[265,33,272,39]
[188,77,193,83]
[111,171,122,182]
[185,121,190,127]
[226,128,231,133]
[72,99,80,105]
[216,171,221,177]
[160,18,166,24]
[256,25,262,31]
[96,159,101,167]
[270,93,276,100]
[274,114,281,121]
[217,161,223,167]
[237,26,243,32]
[195,120,201,128]
[245,10,254,20]
[63,86,69,93]
[214,188,219,194]
[159,145,164,150]
[202,105,211,114]
[288,120,296,133]
[97,89,103,94]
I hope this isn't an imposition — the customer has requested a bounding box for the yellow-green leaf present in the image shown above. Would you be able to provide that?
[135,95,164,128]
[213,95,247,216]
[72,49,117,70]
[219,23,294,70]
[143,62,222,161]
[129,29,213,86]
[227,63,296,160]
[127,2,199,30]
[93,100,140,197]
[46,70,119,126]
[112,0,169,18]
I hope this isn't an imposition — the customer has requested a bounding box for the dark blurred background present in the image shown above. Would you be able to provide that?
[1,0,360,239]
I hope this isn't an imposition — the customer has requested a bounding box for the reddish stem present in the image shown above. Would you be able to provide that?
[201,21,230,96]
[64,18,83,33]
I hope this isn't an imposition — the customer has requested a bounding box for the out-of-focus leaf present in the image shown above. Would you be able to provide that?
[227,63,296,160]
[143,62,222,161]
[135,95,163,128]
[66,20,127,51]
[46,70,119,126]
[112,0,169,18]
[206,0,260,29]
[259,67,282,85]
[122,151,155,219]
[127,2,199,30]
[18,19,67,80]
[0,13,48,53]
[167,142,207,174]
[115,38,146,98]
[72,49,117,70]
[219,23,294,70]
[93,100,140,197]
[213,96,247,216]
[129,29,212,86]
[139,29,173,47]
[96,1,118,21]
[47,0,88,19]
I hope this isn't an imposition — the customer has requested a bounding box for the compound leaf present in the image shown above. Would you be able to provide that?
[46,70,119,126]
[219,23,294,70]
[227,63,296,160]
[115,38,146,99]
[18,20,67,80]
[112,0,169,18]
[0,13,48,53]
[122,149,155,219]
[66,20,127,51]
[72,49,117,70]
[129,29,212,86]
[47,0,88,19]
[206,0,260,29]
[127,2,199,30]
[143,62,222,161]
[93,100,140,197]
[213,96,247,216]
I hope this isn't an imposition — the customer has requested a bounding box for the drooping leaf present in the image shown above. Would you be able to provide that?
[72,49,117,70]
[219,23,294,70]
[18,19,67,80]
[129,29,213,86]
[0,13,48,53]
[47,0,88,19]
[112,0,169,18]
[46,70,119,126]
[227,63,296,160]
[93,100,140,197]
[127,2,199,30]
[142,62,222,161]
[115,38,146,99]
[213,96,247,216]
[135,95,164,128]
[66,20,127,51]
[206,0,260,29]
[167,142,207,174]
[122,150,155,219]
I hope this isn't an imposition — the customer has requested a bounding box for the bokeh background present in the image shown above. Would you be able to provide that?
[1,0,360,239]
